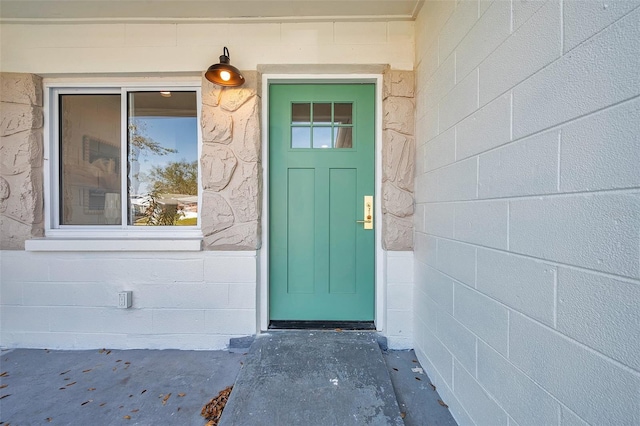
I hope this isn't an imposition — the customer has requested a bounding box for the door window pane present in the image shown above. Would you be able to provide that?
[292,103,311,124]
[290,101,354,149]
[128,91,199,226]
[334,103,352,124]
[313,103,332,123]
[334,127,353,148]
[313,127,332,149]
[292,127,311,148]
[59,94,122,225]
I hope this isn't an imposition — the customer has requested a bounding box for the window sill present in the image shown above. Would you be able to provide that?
[25,237,202,252]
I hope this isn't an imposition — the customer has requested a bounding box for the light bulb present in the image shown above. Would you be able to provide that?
[220,70,231,81]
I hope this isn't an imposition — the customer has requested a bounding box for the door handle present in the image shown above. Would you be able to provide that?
[356,195,373,230]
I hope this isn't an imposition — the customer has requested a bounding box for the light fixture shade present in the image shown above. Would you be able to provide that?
[205,47,245,87]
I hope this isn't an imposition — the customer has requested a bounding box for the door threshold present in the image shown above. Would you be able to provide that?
[268,320,376,330]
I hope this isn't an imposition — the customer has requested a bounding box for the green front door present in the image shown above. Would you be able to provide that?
[269,83,375,321]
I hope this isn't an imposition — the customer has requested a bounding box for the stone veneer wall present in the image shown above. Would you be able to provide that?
[200,72,262,250]
[0,73,44,250]
[382,70,415,250]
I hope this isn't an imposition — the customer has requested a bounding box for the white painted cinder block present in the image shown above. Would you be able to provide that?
[421,326,454,386]
[439,69,478,132]
[454,200,508,249]
[477,340,560,426]
[509,193,640,278]
[280,22,334,46]
[479,0,561,107]
[424,53,455,111]
[563,0,640,52]
[478,129,559,198]
[424,127,455,172]
[334,22,387,45]
[433,157,478,202]
[511,0,547,32]
[423,203,455,238]
[476,249,556,326]
[454,283,508,356]
[437,0,478,62]
[124,24,177,47]
[557,268,640,371]
[437,239,475,286]
[509,313,640,425]
[512,7,640,139]
[417,265,454,315]
[436,311,476,374]
[414,233,437,268]
[453,360,508,426]
[455,0,511,81]
[560,98,640,192]
[456,92,511,160]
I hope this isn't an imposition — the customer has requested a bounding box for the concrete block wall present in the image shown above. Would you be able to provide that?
[0,21,414,73]
[385,251,413,349]
[413,1,640,425]
[0,251,257,350]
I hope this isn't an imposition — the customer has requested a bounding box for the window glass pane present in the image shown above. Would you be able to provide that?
[313,127,332,149]
[128,91,198,226]
[334,127,353,148]
[292,127,311,148]
[334,103,353,124]
[313,103,332,123]
[292,103,311,124]
[60,94,122,225]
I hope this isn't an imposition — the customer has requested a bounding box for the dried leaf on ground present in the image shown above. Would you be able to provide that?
[162,393,172,405]
[59,370,70,376]
[131,409,139,413]
[82,369,92,373]
[0,384,7,389]
[66,382,77,387]
[81,400,93,406]
[100,403,107,407]
[0,394,10,400]
[178,393,186,397]
[123,415,131,420]
[437,399,448,408]
[88,388,96,391]
[0,372,7,377]
[201,386,233,425]
[400,412,406,419]
[46,418,52,422]
[125,362,131,365]
[106,350,112,355]
[335,328,343,332]
[429,383,436,391]
[412,359,418,363]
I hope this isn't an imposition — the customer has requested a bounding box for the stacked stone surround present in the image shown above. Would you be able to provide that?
[200,72,262,250]
[0,73,44,250]
[0,71,413,252]
[382,70,415,250]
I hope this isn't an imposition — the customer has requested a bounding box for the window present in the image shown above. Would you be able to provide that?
[50,86,200,234]
[290,102,353,149]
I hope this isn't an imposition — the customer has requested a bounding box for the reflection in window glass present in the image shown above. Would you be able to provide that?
[60,94,122,225]
[334,103,352,124]
[313,127,332,149]
[313,103,332,123]
[292,103,311,124]
[128,92,198,226]
[334,127,353,148]
[292,127,311,148]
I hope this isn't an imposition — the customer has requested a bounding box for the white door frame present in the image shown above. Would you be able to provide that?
[259,73,385,332]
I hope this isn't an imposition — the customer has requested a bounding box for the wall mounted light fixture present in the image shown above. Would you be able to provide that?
[205,47,245,87]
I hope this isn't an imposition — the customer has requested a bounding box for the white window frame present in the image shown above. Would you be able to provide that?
[32,78,204,250]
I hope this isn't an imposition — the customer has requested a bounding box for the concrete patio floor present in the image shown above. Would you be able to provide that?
[0,337,456,425]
